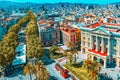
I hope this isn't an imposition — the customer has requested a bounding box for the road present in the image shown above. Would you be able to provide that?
[42,49,70,80]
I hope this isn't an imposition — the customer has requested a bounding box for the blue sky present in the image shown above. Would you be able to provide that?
[1,0,120,4]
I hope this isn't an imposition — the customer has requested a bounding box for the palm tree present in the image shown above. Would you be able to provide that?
[67,42,78,62]
[88,70,97,80]
[82,59,92,72]
[63,51,68,64]
[83,60,102,80]
[66,52,73,67]
[31,65,37,80]
[23,63,35,80]
[91,61,102,74]
[36,61,49,80]
[71,49,78,62]
[67,42,74,50]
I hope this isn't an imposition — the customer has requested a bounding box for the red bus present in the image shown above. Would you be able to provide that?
[55,63,68,78]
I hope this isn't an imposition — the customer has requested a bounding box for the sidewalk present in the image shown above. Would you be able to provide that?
[100,67,120,80]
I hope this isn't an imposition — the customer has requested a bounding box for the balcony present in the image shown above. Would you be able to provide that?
[88,49,107,56]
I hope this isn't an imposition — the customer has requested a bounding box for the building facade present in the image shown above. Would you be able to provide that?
[61,27,81,47]
[38,20,61,47]
[80,25,120,68]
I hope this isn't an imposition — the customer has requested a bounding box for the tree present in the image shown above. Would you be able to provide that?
[88,61,102,80]
[0,54,6,67]
[82,60,102,80]
[82,59,92,72]
[36,61,49,80]
[49,45,59,55]
[66,52,73,67]
[0,14,29,67]
[67,42,78,62]
[67,42,74,50]
[25,11,44,62]
[23,63,36,80]
[71,49,78,62]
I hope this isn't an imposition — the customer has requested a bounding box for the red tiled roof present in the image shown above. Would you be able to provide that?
[104,23,120,26]
[38,20,44,24]
[5,18,12,21]
[89,49,107,56]
[61,27,79,34]
[108,18,116,21]
[106,28,120,33]
[87,22,103,28]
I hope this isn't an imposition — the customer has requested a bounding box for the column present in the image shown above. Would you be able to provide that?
[118,40,120,56]
[91,55,94,61]
[108,38,111,55]
[90,35,93,50]
[116,59,119,68]
[101,37,105,53]
[104,59,106,68]
[96,36,99,51]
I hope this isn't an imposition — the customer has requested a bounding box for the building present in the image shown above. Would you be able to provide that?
[80,23,120,68]
[61,27,81,47]
[38,20,61,47]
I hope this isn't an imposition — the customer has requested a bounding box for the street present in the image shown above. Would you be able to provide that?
[42,49,70,80]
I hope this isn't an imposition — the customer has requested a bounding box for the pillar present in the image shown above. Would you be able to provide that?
[91,55,94,61]
[90,35,93,50]
[96,36,99,51]
[108,38,111,55]
[116,59,119,68]
[101,37,105,53]
[118,40,120,56]
[104,59,106,68]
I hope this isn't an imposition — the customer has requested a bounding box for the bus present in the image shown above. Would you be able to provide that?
[55,63,68,78]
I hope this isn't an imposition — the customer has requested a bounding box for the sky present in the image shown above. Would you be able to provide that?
[0,0,120,4]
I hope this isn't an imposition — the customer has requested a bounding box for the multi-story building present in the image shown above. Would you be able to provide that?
[61,27,81,47]
[80,22,120,68]
[38,20,61,47]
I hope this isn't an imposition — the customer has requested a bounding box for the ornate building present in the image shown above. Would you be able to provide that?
[38,20,61,47]
[80,24,120,68]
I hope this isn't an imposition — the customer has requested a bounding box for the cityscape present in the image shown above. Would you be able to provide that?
[0,0,120,80]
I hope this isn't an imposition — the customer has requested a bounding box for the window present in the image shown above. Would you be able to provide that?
[83,37,85,40]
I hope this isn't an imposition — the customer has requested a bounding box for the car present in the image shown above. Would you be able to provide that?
[55,63,68,78]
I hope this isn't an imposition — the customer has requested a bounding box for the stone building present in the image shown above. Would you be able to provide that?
[38,20,61,47]
[80,23,120,68]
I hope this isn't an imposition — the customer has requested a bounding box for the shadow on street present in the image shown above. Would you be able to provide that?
[49,76,58,80]
[41,49,55,65]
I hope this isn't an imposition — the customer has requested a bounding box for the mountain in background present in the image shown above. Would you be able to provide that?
[0,1,36,9]
[0,1,120,9]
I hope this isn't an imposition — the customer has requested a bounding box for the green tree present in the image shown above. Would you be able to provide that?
[23,63,36,80]
[67,42,75,50]
[71,49,78,62]
[0,14,29,67]
[67,42,78,62]
[82,60,92,72]
[0,54,6,67]
[36,62,49,80]
[25,11,44,63]
[82,60,102,80]
[66,52,73,67]
[49,45,59,55]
